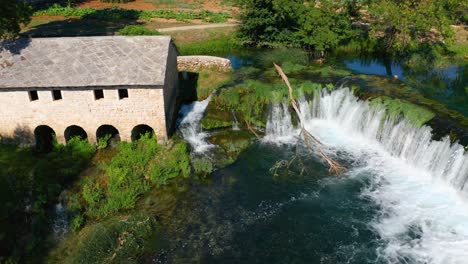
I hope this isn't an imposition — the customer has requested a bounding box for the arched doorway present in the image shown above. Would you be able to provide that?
[34,125,56,152]
[131,124,154,141]
[64,125,88,143]
[96,125,120,147]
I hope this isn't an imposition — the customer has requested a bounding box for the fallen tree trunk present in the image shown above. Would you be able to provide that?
[274,63,344,175]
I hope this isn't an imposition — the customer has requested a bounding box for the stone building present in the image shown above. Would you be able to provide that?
[0,36,179,147]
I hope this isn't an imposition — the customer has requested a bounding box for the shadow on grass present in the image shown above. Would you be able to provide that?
[22,8,142,37]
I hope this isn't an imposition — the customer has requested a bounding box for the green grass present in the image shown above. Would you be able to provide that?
[177,33,241,56]
[33,5,230,23]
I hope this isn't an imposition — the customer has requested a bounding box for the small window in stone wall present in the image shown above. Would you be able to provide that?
[118,89,128,99]
[52,90,62,101]
[94,89,104,100]
[29,90,39,101]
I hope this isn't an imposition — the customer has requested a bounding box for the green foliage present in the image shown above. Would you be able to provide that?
[212,78,325,126]
[82,181,104,206]
[87,134,158,218]
[148,142,190,186]
[80,135,190,219]
[368,0,453,56]
[97,134,112,149]
[191,156,213,176]
[69,215,84,233]
[34,6,230,23]
[65,213,156,264]
[0,0,32,39]
[370,96,436,127]
[238,0,355,52]
[118,25,161,36]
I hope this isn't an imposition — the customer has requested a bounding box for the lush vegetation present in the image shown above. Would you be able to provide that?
[52,213,158,264]
[69,134,190,222]
[237,0,467,57]
[370,96,435,127]
[118,25,161,35]
[0,0,32,39]
[33,5,230,23]
[0,137,95,263]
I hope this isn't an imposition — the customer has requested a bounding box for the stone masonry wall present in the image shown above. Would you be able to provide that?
[0,87,167,145]
[177,56,232,72]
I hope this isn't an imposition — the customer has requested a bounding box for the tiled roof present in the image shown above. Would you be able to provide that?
[0,36,172,89]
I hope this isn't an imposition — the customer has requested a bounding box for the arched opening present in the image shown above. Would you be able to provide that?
[131,124,154,141]
[34,125,56,152]
[96,125,120,147]
[64,125,88,143]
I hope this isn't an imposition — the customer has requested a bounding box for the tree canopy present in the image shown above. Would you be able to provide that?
[238,0,462,56]
[0,0,32,39]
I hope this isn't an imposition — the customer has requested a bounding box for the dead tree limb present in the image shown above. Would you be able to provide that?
[274,63,344,175]
[245,120,261,139]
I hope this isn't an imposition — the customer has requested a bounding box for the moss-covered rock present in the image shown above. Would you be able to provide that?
[370,96,435,127]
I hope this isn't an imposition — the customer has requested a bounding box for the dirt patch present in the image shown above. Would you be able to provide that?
[452,25,468,44]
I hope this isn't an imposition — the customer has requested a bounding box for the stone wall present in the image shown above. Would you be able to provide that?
[0,87,168,145]
[177,56,232,72]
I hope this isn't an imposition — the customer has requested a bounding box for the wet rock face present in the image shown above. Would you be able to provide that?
[177,56,232,72]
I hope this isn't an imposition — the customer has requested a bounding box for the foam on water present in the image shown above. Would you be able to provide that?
[177,95,214,153]
[266,88,468,263]
[264,102,299,144]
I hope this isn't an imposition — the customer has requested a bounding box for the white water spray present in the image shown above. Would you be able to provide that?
[178,95,214,153]
[264,102,298,144]
[266,88,468,263]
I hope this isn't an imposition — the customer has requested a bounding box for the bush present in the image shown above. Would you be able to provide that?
[118,25,161,36]
[97,134,112,149]
[191,156,213,176]
[148,142,190,186]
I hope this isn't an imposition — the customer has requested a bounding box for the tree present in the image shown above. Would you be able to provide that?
[0,0,32,39]
[238,0,355,53]
[295,0,354,52]
[368,0,453,55]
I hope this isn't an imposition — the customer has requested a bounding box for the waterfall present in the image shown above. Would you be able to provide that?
[265,88,468,263]
[231,110,240,131]
[307,88,468,192]
[177,95,214,153]
[264,102,298,144]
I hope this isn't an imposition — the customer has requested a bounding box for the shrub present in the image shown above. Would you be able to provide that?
[82,181,104,206]
[118,25,161,36]
[148,142,190,186]
[85,134,160,218]
[97,134,112,149]
[69,214,84,232]
[191,156,213,176]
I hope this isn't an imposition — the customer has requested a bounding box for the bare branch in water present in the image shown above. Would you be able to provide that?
[245,120,261,139]
[273,63,344,175]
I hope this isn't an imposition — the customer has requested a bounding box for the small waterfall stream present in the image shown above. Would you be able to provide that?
[264,102,298,144]
[177,95,214,153]
[265,88,468,263]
